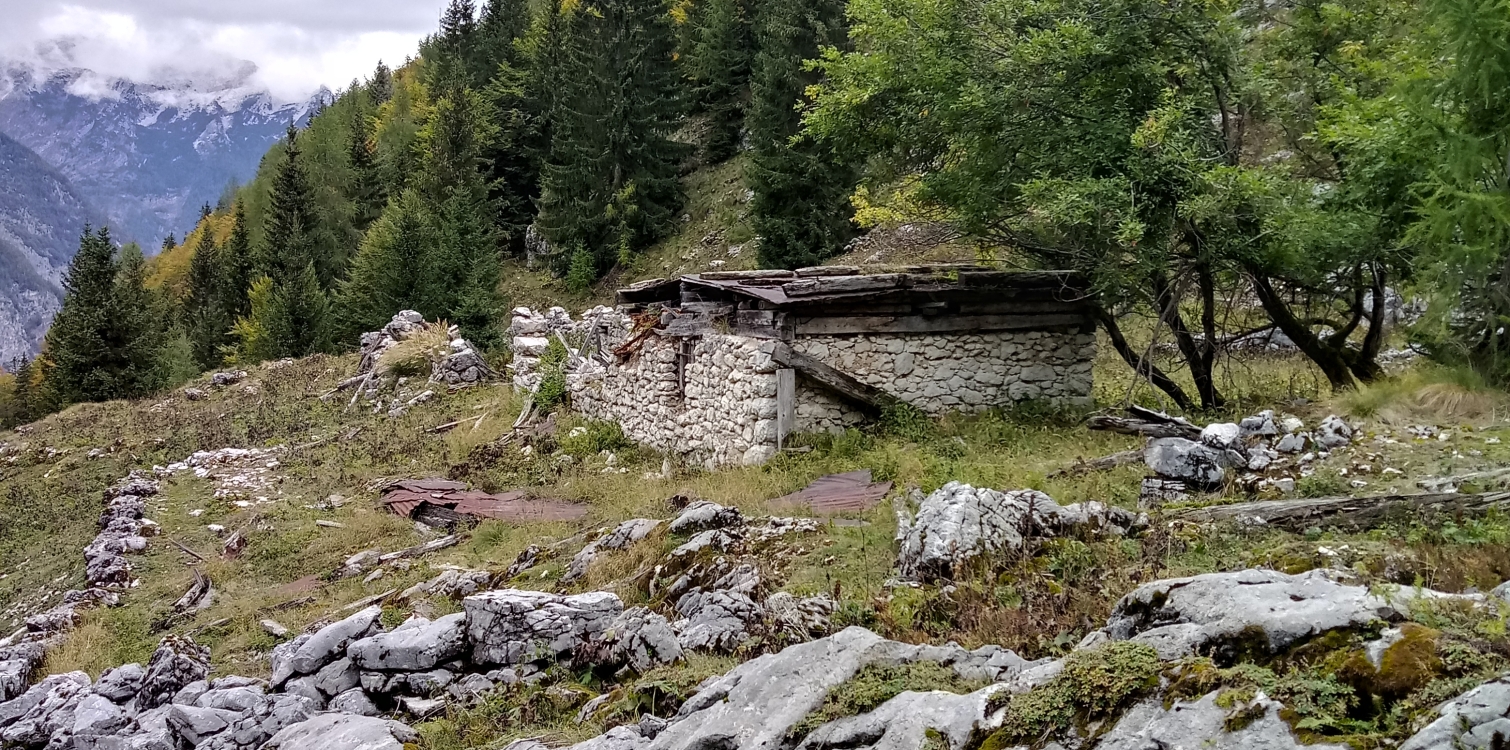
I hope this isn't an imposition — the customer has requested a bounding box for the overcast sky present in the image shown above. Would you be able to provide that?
[0,0,452,101]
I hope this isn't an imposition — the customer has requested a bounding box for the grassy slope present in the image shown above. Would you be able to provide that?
[9,159,1510,749]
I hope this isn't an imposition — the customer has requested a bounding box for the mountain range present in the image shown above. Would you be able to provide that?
[0,63,328,364]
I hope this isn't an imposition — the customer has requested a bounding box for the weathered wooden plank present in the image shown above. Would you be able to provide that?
[776,369,796,450]
[956,300,1089,315]
[783,274,910,297]
[697,269,796,280]
[767,343,900,413]
[795,265,862,277]
[1170,490,1510,531]
[616,277,681,304]
[791,312,1091,336]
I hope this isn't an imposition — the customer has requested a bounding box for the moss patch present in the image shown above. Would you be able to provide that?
[790,661,988,742]
[989,642,1161,745]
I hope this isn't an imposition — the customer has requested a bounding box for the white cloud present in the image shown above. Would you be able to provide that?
[0,0,450,101]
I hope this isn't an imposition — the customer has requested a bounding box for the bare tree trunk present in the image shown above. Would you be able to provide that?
[1246,266,1358,391]
[1096,307,1195,412]
[1153,272,1225,409]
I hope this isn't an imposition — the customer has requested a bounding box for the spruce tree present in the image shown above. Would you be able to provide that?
[348,100,386,233]
[476,0,530,83]
[415,90,505,344]
[429,0,479,92]
[253,127,333,358]
[224,200,255,319]
[184,227,229,370]
[370,61,394,105]
[687,0,755,162]
[5,356,38,427]
[537,0,687,278]
[161,234,177,253]
[747,0,856,269]
[44,227,120,405]
[336,189,436,336]
[110,245,169,395]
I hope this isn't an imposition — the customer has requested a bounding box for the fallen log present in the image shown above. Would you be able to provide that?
[376,534,462,563]
[1169,490,1510,531]
[1049,449,1146,478]
[1087,405,1202,440]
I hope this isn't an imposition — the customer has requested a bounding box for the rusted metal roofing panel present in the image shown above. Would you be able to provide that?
[770,470,894,514]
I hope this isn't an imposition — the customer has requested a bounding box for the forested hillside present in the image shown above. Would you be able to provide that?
[8,0,1510,424]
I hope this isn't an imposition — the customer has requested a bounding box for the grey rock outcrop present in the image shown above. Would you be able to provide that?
[1145,437,1233,487]
[669,502,742,535]
[0,643,44,702]
[675,589,764,653]
[588,607,684,673]
[465,589,624,666]
[1102,568,1402,660]
[561,627,1034,750]
[140,636,211,710]
[795,684,1002,750]
[348,613,466,672]
[260,713,418,750]
[285,606,383,677]
[895,483,1068,582]
[1315,415,1354,449]
[565,519,664,583]
[1400,675,1510,750]
[1095,691,1348,750]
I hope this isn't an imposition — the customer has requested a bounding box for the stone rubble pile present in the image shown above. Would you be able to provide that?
[894,482,1147,583]
[156,448,286,506]
[1138,410,1363,503]
[508,305,625,394]
[330,311,495,416]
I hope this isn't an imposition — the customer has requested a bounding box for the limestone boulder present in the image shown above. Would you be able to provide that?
[261,713,418,750]
[795,683,1003,750]
[465,589,624,666]
[565,518,663,583]
[1102,568,1403,660]
[286,606,383,676]
[348,613,466,672]
[675,588,764,652]
[0,643,45,703]
[587,607,684,673]
[1400,675,1510,750]
[1094,691,1348,750]
[94,663,146,703]
[895,482,1068,582]
[139,636,211,710]
[1144,438,1229,487]
[668,501,742,535]
[561,627,1030,750]
[1316,415,1354,449]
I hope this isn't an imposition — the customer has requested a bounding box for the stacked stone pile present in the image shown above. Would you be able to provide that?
[1138,409,1362,503]
[330,311,495,415]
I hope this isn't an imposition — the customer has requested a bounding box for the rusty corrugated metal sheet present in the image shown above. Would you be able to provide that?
[771,470,894,514]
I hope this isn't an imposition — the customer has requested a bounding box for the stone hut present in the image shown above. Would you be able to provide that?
[511,266,1095,467]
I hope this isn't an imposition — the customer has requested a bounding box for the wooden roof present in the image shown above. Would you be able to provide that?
[616,266,1095,338]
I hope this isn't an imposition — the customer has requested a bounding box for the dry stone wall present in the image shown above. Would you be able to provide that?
[793,329,1096,415]
[510,308,1094,467]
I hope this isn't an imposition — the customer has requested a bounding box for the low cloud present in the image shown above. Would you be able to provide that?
[1,1,450,101]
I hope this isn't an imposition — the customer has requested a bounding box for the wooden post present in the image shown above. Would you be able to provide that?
[776,369,796,450]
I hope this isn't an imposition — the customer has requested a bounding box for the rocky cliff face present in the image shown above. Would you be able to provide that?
[0,129,100,364]
[0,63,328,361]
[0,64,327,250]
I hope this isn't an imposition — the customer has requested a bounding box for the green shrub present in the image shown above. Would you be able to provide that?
[559,419,633,456]
[1297,470,1348,499]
